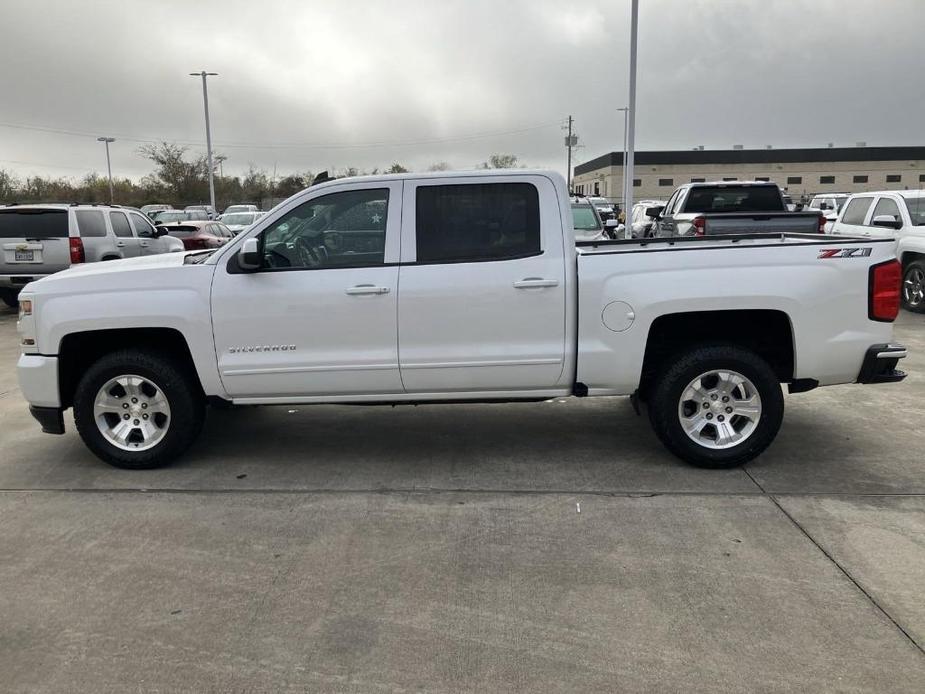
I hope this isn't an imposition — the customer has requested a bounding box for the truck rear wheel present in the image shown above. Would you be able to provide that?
[73,349,205,469]
[647,344,784,469]
[901,261,925,313]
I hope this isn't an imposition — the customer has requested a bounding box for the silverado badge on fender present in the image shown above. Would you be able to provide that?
[228,345,296,353]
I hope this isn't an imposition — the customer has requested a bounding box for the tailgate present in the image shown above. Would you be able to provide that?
[0,208,70,276]
[704,212,822,235]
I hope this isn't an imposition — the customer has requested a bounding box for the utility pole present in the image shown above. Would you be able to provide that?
[564,115,576,193]
[617,107,628,209]
[97,137,116,204]
[190,70,218,212]
[623,0,639,238]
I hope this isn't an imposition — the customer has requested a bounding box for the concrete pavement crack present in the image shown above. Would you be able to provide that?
[743,466,925,658]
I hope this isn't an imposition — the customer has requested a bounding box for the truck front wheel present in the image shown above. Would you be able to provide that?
[73,349,205,469]
[647,344,784,469]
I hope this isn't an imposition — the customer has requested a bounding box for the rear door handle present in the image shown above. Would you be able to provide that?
[139,241,149,247]
[116,241,125,247]
[345,285,390,295]
[513,278,559,289]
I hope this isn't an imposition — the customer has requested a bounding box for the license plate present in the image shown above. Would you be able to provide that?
[14,250,34,262]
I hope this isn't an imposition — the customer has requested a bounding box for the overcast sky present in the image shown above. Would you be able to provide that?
[1,0,923,182]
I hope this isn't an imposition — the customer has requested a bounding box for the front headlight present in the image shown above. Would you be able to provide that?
[17,296,37,350]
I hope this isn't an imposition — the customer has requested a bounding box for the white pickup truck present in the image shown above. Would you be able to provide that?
[16,170,908,470]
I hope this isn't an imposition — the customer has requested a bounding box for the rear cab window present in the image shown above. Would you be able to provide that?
[415,182,541,263]
[681,185,784,213]
[0,208,68,239]
[75,210,108,237]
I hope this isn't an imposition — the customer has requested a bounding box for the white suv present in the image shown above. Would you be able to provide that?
[830,190,925,311]
[0,204,183,308]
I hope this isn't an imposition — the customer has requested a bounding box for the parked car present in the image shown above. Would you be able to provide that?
[586,196,616,221]
[160,220,235,250]
[629,200,667,238]
[806,193,851,232]
[140,204,172,219]
[0,204,182,307]
[570,198,619,241]
[15,170,906,472]
[648,181,825,236]
[153,209,208,225]
[223,204,259,215]
[829,190,925,312]
[218,211,262,235]
[184,204,217,220]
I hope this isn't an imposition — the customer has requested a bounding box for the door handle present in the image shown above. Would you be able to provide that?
[513,278,559,289]
[140,241,149,247]
[345,285,390,295]
[116,241,125,247]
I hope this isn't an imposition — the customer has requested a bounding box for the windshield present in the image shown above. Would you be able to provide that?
[683,185,784,213]
[902,196,925,225]
[571,204,602,231]
[222,213,255,225]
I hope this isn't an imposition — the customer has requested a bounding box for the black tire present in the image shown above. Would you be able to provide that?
[74,349,205,469]
[0,289,18,309]
[901,260,925,313]
[647,344,784,469]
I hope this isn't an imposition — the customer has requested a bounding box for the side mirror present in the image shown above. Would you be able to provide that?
[238,237,262,270]
[871,214,903,230]
[153,227,167,238]
[645,205,665,219]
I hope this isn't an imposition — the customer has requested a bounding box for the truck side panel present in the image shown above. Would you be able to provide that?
[576,240,896,395]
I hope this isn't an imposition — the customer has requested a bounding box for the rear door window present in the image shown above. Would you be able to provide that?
[0,209,68,238]
[109,211,134,238]
[840,197,873,225]
[75,210,108,237]
[415,182,541,263]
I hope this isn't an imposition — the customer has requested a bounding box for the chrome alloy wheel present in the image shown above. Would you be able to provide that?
[93,375,171,451]
[904,267,925,308]
[677,369,762,450]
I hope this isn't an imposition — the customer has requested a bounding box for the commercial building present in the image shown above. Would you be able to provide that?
[572,146,925,203]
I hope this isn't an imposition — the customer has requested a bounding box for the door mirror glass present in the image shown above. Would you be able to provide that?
[238,237,261,269]
[871,214,902,230]
[645,205,664,219]
[604,218,620,228]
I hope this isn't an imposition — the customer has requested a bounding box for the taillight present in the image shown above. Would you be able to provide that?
[69,237,85,264]
[817,214,826,233]
[869,259,901,322]
[183,237,208,250]
[691,216,706,236]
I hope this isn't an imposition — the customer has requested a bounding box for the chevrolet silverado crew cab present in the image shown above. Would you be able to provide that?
[649,181,825,237]
[16,170,907,470]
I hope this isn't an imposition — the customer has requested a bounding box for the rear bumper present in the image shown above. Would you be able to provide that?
[0,275,49,290]
[856,343,907,384]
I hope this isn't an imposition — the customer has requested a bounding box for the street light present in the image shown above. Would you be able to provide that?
[623,0,639,238]
[617,107,628,211]
[97,137,116,204]
[189,70,218,213]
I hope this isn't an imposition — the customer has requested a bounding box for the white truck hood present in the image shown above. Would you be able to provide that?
[35,251,193,282]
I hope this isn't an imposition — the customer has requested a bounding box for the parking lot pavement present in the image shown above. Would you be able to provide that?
[1,305,924,691]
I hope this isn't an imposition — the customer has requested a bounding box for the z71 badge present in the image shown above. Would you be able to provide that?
[818,248,873,259]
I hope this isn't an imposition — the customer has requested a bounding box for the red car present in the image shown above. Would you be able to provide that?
[160,221,234,250]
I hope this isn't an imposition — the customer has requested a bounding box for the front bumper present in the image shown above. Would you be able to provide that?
[17,354,61,407]
[856,343,907,384]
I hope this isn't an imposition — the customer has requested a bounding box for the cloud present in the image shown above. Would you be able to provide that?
[0,0,922,181]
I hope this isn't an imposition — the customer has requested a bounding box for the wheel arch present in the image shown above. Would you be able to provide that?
[58,327,204,409]
[639,309,795,398]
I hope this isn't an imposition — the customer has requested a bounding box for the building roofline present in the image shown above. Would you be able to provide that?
[574,146,925,176]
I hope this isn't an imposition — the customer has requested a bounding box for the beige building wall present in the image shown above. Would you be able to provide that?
[572,158,925,204]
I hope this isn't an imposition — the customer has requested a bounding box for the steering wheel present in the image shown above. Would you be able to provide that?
[296,237,328,268]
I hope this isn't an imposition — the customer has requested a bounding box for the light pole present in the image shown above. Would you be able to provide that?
[617,107,628,209]
[190,70,218,213]
[97,137,115,204]
[623,0,639,238]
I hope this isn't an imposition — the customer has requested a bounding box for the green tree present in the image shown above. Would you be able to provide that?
[480,154,519,169]
[386,163,409,173]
